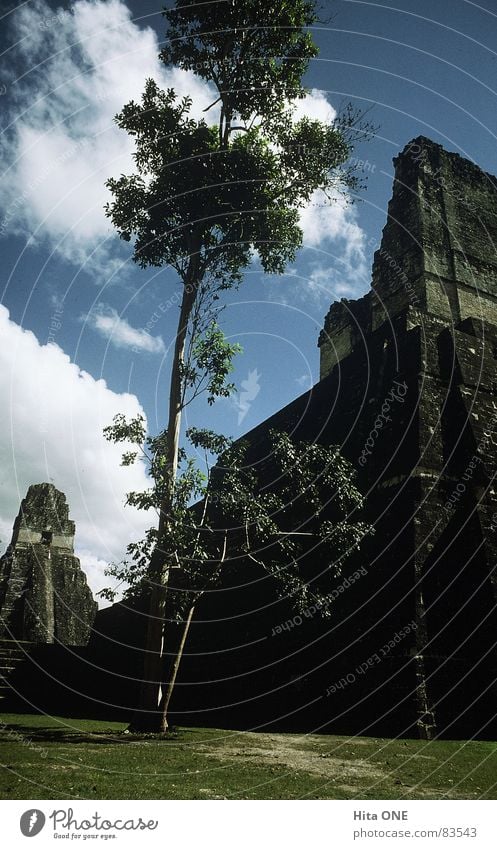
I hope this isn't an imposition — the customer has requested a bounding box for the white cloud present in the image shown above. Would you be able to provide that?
[290,89,366,267]
[0,0,367,288]
[291,91,369,302]
[0,305,151,604]
[300,189,366,259]
[0,0,215,276]
[266,191,368,309]
[296,189,368,301]
[306,261,360,300]
[293,88,337,124]
[85,303,165,354]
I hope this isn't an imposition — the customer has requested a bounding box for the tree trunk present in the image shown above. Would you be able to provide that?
[159,604,196,732]
[129,254,200,732]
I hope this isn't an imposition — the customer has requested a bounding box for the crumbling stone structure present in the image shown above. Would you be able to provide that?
[7,138,496,738]
[166,136,497,739]
[310,136,497,737]
[0,483,96,645]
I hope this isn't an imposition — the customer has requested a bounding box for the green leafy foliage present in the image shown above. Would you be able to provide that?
[105,1,371,288]
[182,321,242,405]
[105,78,354,284]
[103,0,373,595]
[160,0,320,124]
[102,0,375,727]
[102,417,373,618]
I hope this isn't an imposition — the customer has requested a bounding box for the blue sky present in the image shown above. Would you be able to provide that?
[1,0,496,596]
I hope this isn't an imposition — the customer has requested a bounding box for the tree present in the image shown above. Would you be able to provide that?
[103,418,373,731]
[105,0,372,730]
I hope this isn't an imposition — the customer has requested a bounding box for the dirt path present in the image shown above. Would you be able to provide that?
[194,731,470,799]
[197,731,384,789]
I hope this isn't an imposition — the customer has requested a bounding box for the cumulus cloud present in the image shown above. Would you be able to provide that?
[85,303,165,354]
[297,189,368,300]
[266,191,368,308]
[306,257,364,300]
[0,305,151,603]
[293,88,337,124]
[299,189,365,256]
[0,1,364,277]
[0,0,215,275]
[0,0,368,322]
[292,88,369,301]
[292,90,368,275]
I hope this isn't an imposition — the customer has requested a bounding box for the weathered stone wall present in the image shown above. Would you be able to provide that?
[0,484,97,646]
[320,137,497,378]
[169,137,497,738]
[314,138,497,737]
[7,139,497,738]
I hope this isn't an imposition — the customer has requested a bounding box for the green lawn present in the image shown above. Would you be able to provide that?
[0,713,496,800]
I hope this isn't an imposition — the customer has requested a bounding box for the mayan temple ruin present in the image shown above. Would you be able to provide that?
[307,133,497,738]
[0,483,96,646]
[162,135,497,739]
[1,137,496,738]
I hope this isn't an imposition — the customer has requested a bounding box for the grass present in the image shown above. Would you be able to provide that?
[0,712,496,800]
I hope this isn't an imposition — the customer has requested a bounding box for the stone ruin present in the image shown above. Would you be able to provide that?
[0,483,96,645]
[1,137,497,740]
[154,136,497,739]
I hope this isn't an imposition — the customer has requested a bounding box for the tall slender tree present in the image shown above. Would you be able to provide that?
[103,420,373,731]
[105,0,370,730]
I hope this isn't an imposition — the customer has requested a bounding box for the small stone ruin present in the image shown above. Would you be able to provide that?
[0,483,96,645]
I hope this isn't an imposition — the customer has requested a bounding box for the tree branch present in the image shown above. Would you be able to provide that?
[203,95,222,112]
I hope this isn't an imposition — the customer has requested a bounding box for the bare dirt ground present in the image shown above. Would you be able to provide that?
[194,730,473,799]
[200,731,383,779]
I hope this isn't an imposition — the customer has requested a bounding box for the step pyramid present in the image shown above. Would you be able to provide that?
[0,638,32,703]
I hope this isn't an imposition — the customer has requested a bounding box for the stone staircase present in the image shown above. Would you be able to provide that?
[0,639,32,703]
